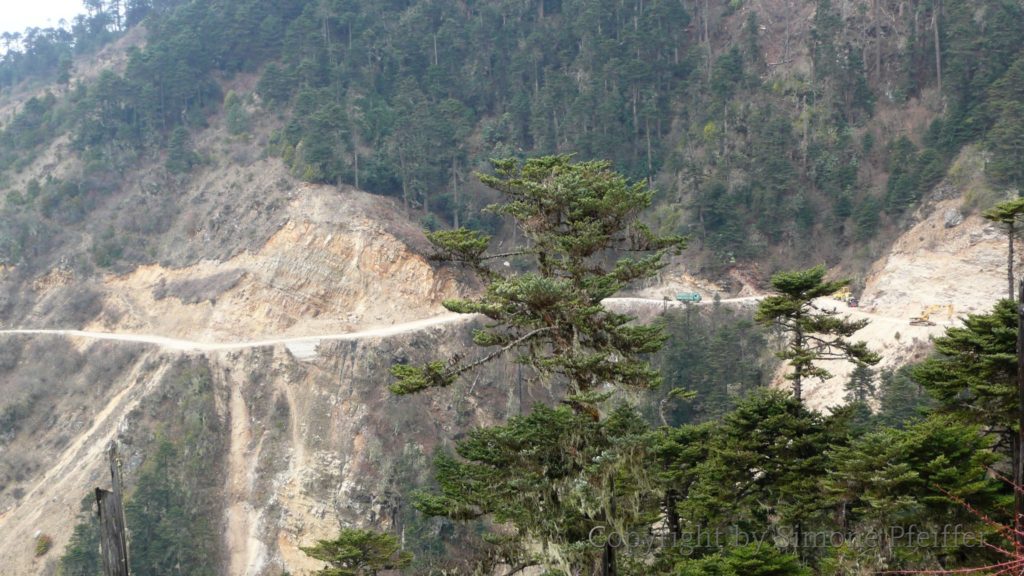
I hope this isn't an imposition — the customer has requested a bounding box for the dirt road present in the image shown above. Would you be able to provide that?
[0,295,941,363]
[0,313,468,359]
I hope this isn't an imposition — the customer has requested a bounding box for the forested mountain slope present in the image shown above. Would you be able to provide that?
[2,0,1023,289]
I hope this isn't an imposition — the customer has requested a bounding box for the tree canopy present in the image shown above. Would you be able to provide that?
[300,528,413,576]
[756,266,880,400]
[391,155,686,410]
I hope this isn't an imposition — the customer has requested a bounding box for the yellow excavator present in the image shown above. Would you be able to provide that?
[910,304,954,326]
[832,287,853,302]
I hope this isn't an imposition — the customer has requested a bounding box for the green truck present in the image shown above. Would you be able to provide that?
[675,292,702,303]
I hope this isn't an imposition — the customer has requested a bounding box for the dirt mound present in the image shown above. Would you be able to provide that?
[798,147,1008,411]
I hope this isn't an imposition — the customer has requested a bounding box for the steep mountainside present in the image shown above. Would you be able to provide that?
[0,315,521,575]
[3,0,1023,284]
[800,145,1009,409]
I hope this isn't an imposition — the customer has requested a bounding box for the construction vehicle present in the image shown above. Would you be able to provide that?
[832,287,853,302]
[675,292,702,303]
[909,304,954,327]
[831,287,861,307]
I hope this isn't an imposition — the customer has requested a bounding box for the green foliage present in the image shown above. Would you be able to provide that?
[276,89,350,184]
[300,528,412,576]
[416,404,657,570]
[389,361,452,395]
[659,302,773,424]
[940,0,1024,148]
[844,363,876,404]
[256,63,296,107]
[0,22,88,92]
[0,0,1019,269]
[675,391,835,548]
[57,497,101,576]
[125,361,225,576]
[673,543,810,576]
[987,57,1024,188]
[166,126,199,173]
[396,156,685,572]
[425,228,490,270]
[34,534,53,557]
[983,197,1024,225]
[877,366,933,427]
[0,91,63,174]
[853,195,882,241]
[224,91,251,136]
[883,137,950,216]
[126,437,220,576]
[756,266,880,400]
[392,156,686,403]
[245,0,694,213]
[652,376,1006,573]
[825,415,1005,570]
[912,300,1017,444]
[711,48,745,102]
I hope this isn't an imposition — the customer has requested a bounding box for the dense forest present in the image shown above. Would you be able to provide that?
[1,0,1023,276]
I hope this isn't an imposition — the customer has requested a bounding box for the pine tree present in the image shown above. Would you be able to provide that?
[755,266,880,401]
[414,404,657,572]
[912,300,1017,445]
[844,363,877,404]
[300,528,412,576]
[57,496,102,576]
[676,390,834,552]
[165,126,198,173]
[391,156,686,572]
[391,155,686,410]
[911,299,1021,553]
[877,366,932,427]
[223,91,250,136]
[825,415,1004,571]
[982,197,1024,300]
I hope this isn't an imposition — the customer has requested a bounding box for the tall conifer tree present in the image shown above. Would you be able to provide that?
[391,155,686,573]
[755,266,879,401]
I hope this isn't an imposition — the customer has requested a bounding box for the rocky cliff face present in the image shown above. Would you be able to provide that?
[91,186,467,341]
[0,174,494,574]
[0,309,535,575]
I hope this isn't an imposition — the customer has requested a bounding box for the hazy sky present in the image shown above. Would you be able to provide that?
[2,0,85,36]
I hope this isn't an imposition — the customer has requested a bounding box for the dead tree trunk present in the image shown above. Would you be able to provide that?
[1010,221,1016,300]
[933,0,942,94]
[1016,280,1024,556]
[96,442,130,576]
[601,475,617,576]
[704,0,712,84]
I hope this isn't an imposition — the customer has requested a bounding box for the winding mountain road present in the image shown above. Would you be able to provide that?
[0,312,470,359]
[0,295,930,361]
